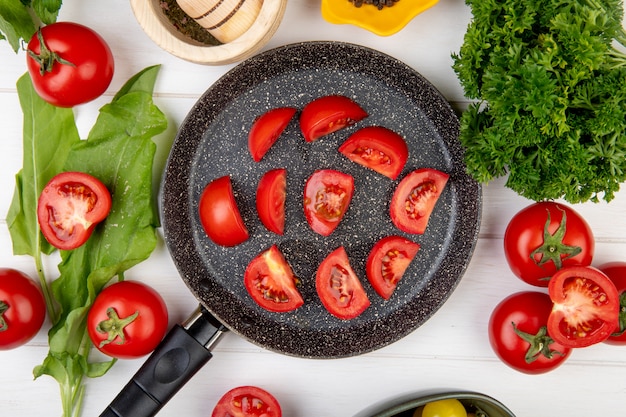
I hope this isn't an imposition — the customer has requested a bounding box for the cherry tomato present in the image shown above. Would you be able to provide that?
[199,175,249,247]
[87,281,168,359]
[303,169,354,236]
[316,246,370,320]
[338,126,409,180]
[244,245,304,313]
[26,22,114,107]
[212,386,282,417]
[256,168,287,235]
[489,291,571,374]
[37,171,112,250]
[390,168,449,234]
[598,262,626,345]
[248,107,297,162]
[0,268,46,350]
[504,201,594,287]
[422,399,467,417]
[366,235,420,300]
[547,265,619,348]
[299,95,368,142]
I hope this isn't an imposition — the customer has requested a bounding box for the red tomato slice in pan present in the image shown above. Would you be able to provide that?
[299,95,368,142]
[316,246,370,320]
[256,168,287,235]
[303,169,354,236]
[248,107,297,162]
[366,235,420,300]
[212,385,282,417]
[338,126,409,180]
[198,175,249,247]
[244,245,304,313]
[390,168,449,235]
[548,265,619,348]
[598,262,626,345]
[37,171,112,250]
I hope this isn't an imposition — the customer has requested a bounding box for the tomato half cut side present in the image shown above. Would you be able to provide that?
[248,107,297,162]
[303,169,354,236]
[299,95,368,142]
[256,168,287,235]
[316,246,370,320]
[212,386,282,417]
[244,245,304,313]
[390,168,449,234]
[198,175,249,247]
[366,235,420,300]
[37,171,112,250]
[548,265,619,348]
[339,126,409,180]
[598,262,626,345]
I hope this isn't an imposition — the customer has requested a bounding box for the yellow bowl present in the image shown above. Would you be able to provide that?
[321,0,439,36]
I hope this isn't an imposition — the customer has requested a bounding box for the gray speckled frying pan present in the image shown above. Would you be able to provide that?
[99,41,482,417]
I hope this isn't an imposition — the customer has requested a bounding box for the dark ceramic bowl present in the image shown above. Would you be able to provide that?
[354,391,516,417]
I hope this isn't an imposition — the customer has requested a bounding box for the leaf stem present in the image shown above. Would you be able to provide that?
[34,245,58,324]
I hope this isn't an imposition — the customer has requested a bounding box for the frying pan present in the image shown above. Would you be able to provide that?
[99,41,482,417]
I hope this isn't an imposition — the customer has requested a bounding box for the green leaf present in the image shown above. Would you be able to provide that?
[0,0,37,52]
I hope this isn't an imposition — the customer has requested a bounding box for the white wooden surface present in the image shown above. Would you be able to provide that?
[1,1,626,416]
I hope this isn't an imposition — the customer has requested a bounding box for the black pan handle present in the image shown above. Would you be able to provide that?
[99,306,228,417]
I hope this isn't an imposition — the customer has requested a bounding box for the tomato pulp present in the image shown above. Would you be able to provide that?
[390,168,449,234]
[256,168,287,235]
[366,235,420,300]
[244,245,304,313]
[316,246,370,320]
[299,95,368,142]
[248,107,297,162]
[548,265,619,348]
[199,175,249,247]
[303,169,354,236]
[212,386,282,417]
[339,126,409,180]
[504,201,594,287]
[37,171,112,250]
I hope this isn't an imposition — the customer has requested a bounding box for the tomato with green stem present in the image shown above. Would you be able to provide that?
[299,95,367,142]
[548,265,619,348]
[212,386,282,417]
[366,235,420,300]
[87,281,168,359]
[0,268,46,350]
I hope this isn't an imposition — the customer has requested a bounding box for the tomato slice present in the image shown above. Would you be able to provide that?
[548,265,620,348]
[37,171,112,250]
[256,168,287,235]
[198,175,249,247]
[212,386,282,417]
[598,262,626,345]
[366,235,420,300]
[338,126,409,180]
[299,95,368,142]
[303,169,354,236]
[248,107,297,162]
[316,246,370,320]
[244,245,304,313]
[390,168,449,234]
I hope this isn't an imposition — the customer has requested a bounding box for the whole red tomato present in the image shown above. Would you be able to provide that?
[489,291,571,374]
[598,262,626,345]
[26,22,114,107]
[212,386,282,417]
[504,201,594,287]
[0,268,46,350]
[87,281,168,359]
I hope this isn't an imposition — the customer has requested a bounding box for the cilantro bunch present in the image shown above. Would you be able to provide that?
[452,0,626,203]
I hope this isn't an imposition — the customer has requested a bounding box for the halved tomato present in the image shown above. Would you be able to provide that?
[316,246,370,320]
[37,171,112,250]
[198,175,249,247]
[390,168,449,234]
[548,265,620,348]
[338,126,409,180]
[212,386,282,417]
[597,262,626,345]
[303,169,354,236]
[256,168,287,235]
[244,245,304,313]
[299,95,367,142]
[366,235,420,300]
[248,107,297,162]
